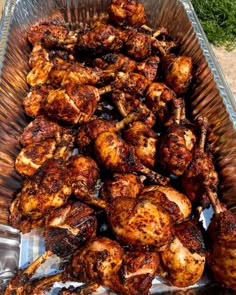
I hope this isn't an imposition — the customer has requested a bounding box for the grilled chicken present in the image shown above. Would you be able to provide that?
[17,159,71,220]
[107,196,174,250]
[181,117,219,208]
[5,201,97,294]
[94,130,169,185]
[100,173,145,203]
[108,0,147,27]
[159,100,196,175]
[160,220,206,287]
[123,121,158,168]
[69,237,124,293]
[140,185,192,223]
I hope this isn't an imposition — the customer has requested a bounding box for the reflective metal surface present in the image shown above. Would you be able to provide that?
[0,0,235,293]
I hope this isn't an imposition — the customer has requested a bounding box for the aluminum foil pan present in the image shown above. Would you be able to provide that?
[0,0,236,294]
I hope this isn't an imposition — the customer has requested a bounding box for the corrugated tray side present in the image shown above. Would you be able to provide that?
[0,0,235,294]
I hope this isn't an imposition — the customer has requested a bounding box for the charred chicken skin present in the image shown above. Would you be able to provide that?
[181,117,219,208]
[69,237,124,293]
[140,185,192,223]
[207,202,236,290]
[16,117,75,176]
[123,121,158,168]
[160,220,206,287]
[23,85,53,117]
[100,173,145,203]
[159,100,196,176]
[17,159,72,220]
[108,0,147,27]
[5,201,97,295]
[107,196,174,250]
[94,130,169,185]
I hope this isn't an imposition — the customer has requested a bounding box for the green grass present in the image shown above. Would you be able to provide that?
[191,0,236,51]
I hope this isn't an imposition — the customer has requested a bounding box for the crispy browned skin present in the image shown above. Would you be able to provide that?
[61,62,102,88]
[76,118,116,154]
[49,57,72,87]
[44,84,100,124]
[140,185,192,223]
[108,0,147,27]
[123,121,158,168]
[9,195,45,233]
[19,159,72,220]
[23,85,53,117]
[112,72,149,96]
[207,210,236,290]
[162,54,192,95]
[77,22,124,55]
[136,56,160,82]
[94,130,168,185]
[28,22,68,45]
[108,196,174,250]
[145,82,176,123]
[94,53,137,73]
[69,237,124,293]
[182,151,219,208]
[100,173,144,202]
[94,53,159,82]
[111,90,156,127]
[16,118,75,176]
[160,220,206,287]
[19,116,61,146]
[125,32,152,60]
[159,123,196,176]
[28,43,49,68]
[26,59,53,87]
[121,251,160,295]
[94,131,143,173]
[67,155,100,200]
[15,139,57,176]
[44,201,97,257]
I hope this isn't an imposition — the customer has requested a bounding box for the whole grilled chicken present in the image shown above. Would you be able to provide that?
[108,0,147,27]
[160,219,206,287]
[5,201,97,295]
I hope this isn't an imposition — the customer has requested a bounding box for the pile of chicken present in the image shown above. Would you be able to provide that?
[5,0,236,294]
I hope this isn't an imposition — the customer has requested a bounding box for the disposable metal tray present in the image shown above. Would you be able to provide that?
[0,0,236,294]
